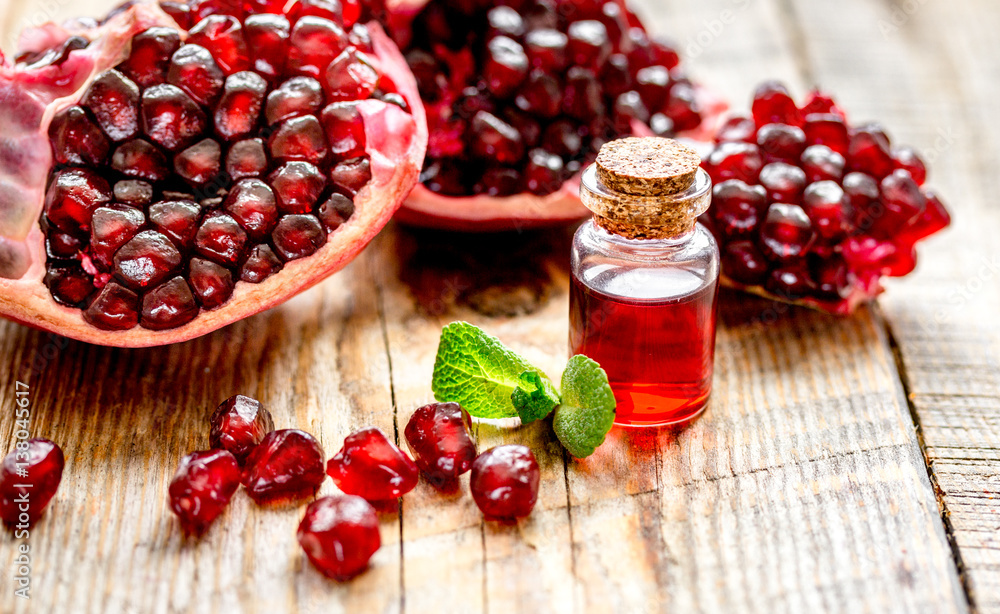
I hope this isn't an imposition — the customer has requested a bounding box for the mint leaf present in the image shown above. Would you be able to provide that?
[553,355,616,458]
[512,370,560,424]
[432,322,552,420]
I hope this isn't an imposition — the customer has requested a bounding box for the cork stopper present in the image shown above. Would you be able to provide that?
[581,137,711,240]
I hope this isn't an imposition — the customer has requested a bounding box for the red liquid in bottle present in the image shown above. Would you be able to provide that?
[569,275,718,427]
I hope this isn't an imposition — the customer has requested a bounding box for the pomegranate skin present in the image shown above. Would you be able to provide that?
[0,438,65,526]
[0,0,427,347]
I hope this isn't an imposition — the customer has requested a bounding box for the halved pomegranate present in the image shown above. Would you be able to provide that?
[702,82,951,314]
[363,0,727,231]
[0,0,426,346]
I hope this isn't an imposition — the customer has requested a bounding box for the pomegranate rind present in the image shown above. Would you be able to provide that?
[0,6,426,347]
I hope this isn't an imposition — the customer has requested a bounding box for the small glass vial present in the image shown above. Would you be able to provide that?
[569,137,719,427]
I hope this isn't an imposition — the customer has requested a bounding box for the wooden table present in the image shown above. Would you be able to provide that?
[1,0,998,612]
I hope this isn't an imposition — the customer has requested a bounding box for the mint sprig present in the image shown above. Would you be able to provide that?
[431,322,616,457]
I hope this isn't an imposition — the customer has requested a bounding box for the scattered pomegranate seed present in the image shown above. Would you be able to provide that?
[326,427,418,503]
[168,449,241,534]
[403,403,477,492]
[209,395,275,464]
[469,445,540,522]
[0,439,64,526]
[297,495,380,580]
[242,429,326,505]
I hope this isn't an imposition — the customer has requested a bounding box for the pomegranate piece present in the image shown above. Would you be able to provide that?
[0,439,64,526]
[297,495,380,581]
[209,394,275,464]
[81,69,140,142]
[242,429,326,505]
[168,449,241,534]
[326,427,418,502]
[403,402,476,492]
[470,445,539,522]
[702,81,950,313]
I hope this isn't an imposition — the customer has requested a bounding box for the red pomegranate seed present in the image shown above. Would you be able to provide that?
[706,141,763,184]
[759,203,815,262]
[270,161,327,213]
[801,89,843,117]
[470,111,524,164]
[758,162,806,204]
[168,449,241,534]
[756,123,806,163]
[167,44,225,105]
[83,282,139,330]
[244,14,290,80]
[403,402,476,492]
[634,65,670,110]
[562,67,602,122]
[802,180,851,242]
[174,139,222,186]
[751,81,802,127]
[321,102,366,160]
[567,20,610,68]
[148,200,202,249]
[141,84,207,151]
[722,240,769,286]
[663,82,702,132]
[209,394,275,464]
[484,36,529,98]
[297,495,380,580]
[478,166,521,196]
[876,169,927,236]
[487,6,525,39]
[242,429,326,505]
[81,69,140,142]
[293,0,343,21]
[113,180,154,207]
[812,255,853,300]
[121,27,181,88]
[514,70,562,119]
[765,264,814,299]
[224,178,279,241]
[141,276,199,330]
[0,439,64,526]
[189,258,235,309]
[226,138,269,180]
[48,106,110,166]
[847,124,894,179]
[800,144,846,183]
[44,168,112,236]
[803,113,850,156]
[161,1,193,29]
[214,71,267,141]
[114,230,182,290]
[194,211,248,267]
[524,28,568,72]
[715,114,757,143]
[90,205,145,270]
[266,76,324,125]
[240,244,283,283]
[45,264,94,306]
[324,48,379,102]
[892,145,927,185]
[612,91,650,132]
[191,0,244,21]
[524,149,564,196]
[599,53,632,99]
[905,190,950,241]
[317,193,355,232]
[46,231,84,259]
[269,115,329,165]
[326,427,418,502]
[329,157,371,196]
[111,139,171,182]
[287,16,348,78]
[711,179,767,239]
[188,15,251,75]
[470,445,539,522]
[272,214,328,260]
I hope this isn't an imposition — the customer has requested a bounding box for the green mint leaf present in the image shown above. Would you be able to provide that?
[432,322,550,420]
[553,355,616,458]
[512,370,560,424]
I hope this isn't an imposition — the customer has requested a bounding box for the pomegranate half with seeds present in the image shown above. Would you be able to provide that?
[364,0,726,231]
[702,82,950,314]
[0,0,426,346]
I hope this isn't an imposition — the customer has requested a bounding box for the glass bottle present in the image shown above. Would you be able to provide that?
[569,137,719,427]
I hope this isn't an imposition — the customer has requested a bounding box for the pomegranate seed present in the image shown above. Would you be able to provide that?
[905,190,950,241]
[403,402,476,492]
[287,16,348,78]
[722,240,769,286]
[242,429,326,505]
[81,69,140,142]
[272,214,328,260]
[634,65,670,110]
[803,113,850,156]
[758,162,806,204]
[113,180,154,207]
[800,144,845,183]
[188,15,251,74]
[541,119,582,158]
[168,449,240,534]
[892,146,927,185]
[111,139,171,182]
[612,91,650,133]
[329,157,371,196]
[711,179,767,239]
[477,166,521,196]
[848,125,894,179]
[297,495,380,580]
[270,161,327,213]
[194,211,249,267]
[114,230,182,290]
[326,427,418,502]
[45,264,94,306]
[514,70,562,119]
[244,14,290,81]
[706,141,763,184]
[470,111,524,164]
[191,0,244,21]
[485,36,529,98]
[470,445,539,521]
[751,81,802,127]
[765,264,814,299]
[174,139,222,186]
[141,84,207,151]
[715,114,756,143]
[83,282,139,330]
[90,205,145,269]
[224,179,279,241]
[0,439,64,526]
[46,231,84,259]
[321,102,367,160]
[148,200,203,249]
[240,244,283,283]
[226,138,269,180]
[189,258,235,309]
[801,89,843,117]
[567,20,610,68]
[876,169,927,236]
[324,48,379,102]
[167,44,225,106]
[524,149,564,195]
[524,29,568,72]
[121,27,181,88]
[269,115,329,165]
[214,71,267,141]
[266,76,324,125]
[759,203,815,262]
[161,1,193,29]
[292,0,343,21]
[209,394,275,464]
[756,123,806,163]
[317,193,355,232]
[141,276,199,330]
[48,106,110,166]
[487,6,525,39]
[663,83,703,132]
[812,255,853,300]
[802,180,851,241]
[562,67,602,122]
[44,168,112,236]
[599,53,632,98]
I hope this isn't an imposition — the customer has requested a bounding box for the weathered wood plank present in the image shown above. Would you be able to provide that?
[781,0,1000,610]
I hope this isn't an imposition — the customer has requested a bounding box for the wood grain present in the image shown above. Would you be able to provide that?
[0,0,992,612]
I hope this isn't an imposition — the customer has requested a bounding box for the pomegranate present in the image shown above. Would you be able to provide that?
[0,0,426,346]
[209,394,275,464]
[0,439,65,526]
[403,402,476,492]
[297,495,381,580]
[168,449,241,534]
[364,0,727,231]
[469,444,539,521]
[702,82,951,314]
[242,428,326,505]
[326,427,419,502]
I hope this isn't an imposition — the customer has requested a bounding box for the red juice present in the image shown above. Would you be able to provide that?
[569,275,718,427]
